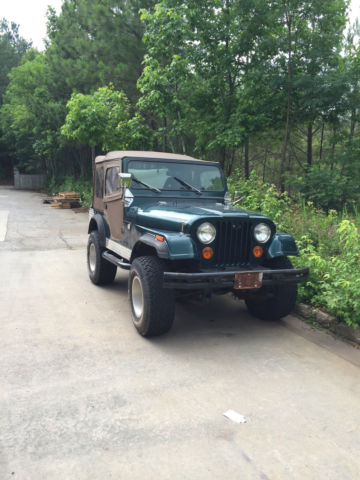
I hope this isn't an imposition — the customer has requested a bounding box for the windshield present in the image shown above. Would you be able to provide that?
[127,160,224,192]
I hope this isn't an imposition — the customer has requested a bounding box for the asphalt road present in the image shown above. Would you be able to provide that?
[1,186,359,480]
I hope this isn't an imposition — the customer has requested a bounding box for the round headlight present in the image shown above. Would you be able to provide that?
[254,223,271,243]
[197,222,216,244]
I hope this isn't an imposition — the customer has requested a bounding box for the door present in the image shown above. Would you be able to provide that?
[104,165,124,242]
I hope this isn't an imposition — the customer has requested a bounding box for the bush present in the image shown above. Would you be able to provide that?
[228,171,360,328]
[47,175,92,207]
[298,220,360,328]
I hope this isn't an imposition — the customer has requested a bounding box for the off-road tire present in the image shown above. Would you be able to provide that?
[87,231,117,285]
[129,256,175,337]
[245,256,297,321]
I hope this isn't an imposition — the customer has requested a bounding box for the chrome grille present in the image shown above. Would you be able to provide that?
[214,220,251,267]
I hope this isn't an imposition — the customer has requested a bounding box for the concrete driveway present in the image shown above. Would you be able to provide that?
[1,186,359,480]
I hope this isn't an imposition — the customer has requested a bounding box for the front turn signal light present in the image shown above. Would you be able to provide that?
[253,246,263,258]
[202,247,214,260]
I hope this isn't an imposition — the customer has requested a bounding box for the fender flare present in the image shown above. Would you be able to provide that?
[88,213,107,248]
[132,233,170,260]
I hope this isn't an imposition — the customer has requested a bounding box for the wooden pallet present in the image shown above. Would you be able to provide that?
[50,191,81,209]
[58,191,81,199]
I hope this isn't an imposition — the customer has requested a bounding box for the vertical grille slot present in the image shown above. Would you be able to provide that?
[214,220,250,267]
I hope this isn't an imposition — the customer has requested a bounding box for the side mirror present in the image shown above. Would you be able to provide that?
[118,172,132,189]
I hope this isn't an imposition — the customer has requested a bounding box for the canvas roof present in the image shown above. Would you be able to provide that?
[95,150,208,164]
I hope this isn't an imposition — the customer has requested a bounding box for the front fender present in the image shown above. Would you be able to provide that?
[164,233,196,260]
[266,233,299,259]
[135,227,196,260]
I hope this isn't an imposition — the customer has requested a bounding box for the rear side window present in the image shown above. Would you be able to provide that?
[105,166,121,194]
[95,166,104,198]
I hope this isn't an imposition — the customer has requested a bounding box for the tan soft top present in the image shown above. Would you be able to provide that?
[95,150,207,164]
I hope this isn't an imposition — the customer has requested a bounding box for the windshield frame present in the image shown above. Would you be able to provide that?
[124,157,226,194]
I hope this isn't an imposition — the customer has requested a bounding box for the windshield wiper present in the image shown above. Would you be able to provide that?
[132,176,161,193]
[173,176,202,195]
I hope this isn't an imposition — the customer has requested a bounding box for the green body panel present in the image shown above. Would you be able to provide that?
[136,226,196,259]
[266,233,299,259]
[130,203,277,264]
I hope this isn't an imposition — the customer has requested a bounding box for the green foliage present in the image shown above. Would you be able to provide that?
[46,0,155,102]
[138,0,278,164]
[0,19,32,177]
[1,0,358,197]
[228,172,360,328]
[0,51,63,173]
[61,85,131,150]
[298,220,360,328]
[0,18,31,104]
[285,136,360,211]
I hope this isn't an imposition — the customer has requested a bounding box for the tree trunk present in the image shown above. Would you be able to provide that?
[306,123,312,170]
[79,151,86,180]
[177,111,186,153]
[319,121,324,161]
[279,89,291,192]
[220,146,226,168]
[330,126,337,170]
[151,119,158,151]
[262,146,268,182]
[350,108,356,138]
[278,14,292,192]
[78,147,89,180]
[91,146,95,176]
[162,117,167,152]
[226,149,235,177]
[244,140,250,180]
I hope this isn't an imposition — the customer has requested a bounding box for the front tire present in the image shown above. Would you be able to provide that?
[87,231,117,285]
[129,256,175,337]
[245,256,297,321]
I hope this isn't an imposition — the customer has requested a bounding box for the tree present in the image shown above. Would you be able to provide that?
[138,0,277,176]
[0,18,31,104]
[0,19,31,179]
[46,0,156,102]
[137,3,194,153]
[272,0,348,189]
[1,51,63,174]
[61,85,132,173]
[344,21,360,139]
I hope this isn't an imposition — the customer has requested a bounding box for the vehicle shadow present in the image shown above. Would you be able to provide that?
[103,269,285,350]
[174,294,283,337]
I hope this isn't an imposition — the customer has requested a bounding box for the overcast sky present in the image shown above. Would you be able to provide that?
[1,0,360,51]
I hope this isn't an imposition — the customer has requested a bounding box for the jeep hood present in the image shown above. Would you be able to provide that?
[135,203,268,232]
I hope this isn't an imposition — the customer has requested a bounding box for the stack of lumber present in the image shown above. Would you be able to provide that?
[50,191,81,209]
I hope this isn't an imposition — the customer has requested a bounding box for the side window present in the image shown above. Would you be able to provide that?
[95,166,104,198]
[105,166,121,194]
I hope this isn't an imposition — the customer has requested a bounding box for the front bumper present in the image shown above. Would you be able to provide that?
[163,267,309,290]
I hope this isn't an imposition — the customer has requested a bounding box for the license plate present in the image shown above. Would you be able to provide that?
[234,272,263,290]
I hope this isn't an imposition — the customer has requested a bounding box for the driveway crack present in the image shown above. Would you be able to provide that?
[59,231,73,250]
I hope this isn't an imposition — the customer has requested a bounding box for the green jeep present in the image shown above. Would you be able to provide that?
[87,151,308,337]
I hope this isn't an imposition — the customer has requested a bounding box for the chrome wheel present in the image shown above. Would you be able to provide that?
[131,275,144,320]
[88,243,96,273]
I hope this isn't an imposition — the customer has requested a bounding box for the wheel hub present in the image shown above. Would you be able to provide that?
[89,243,96,272]
[132,275,144,320]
